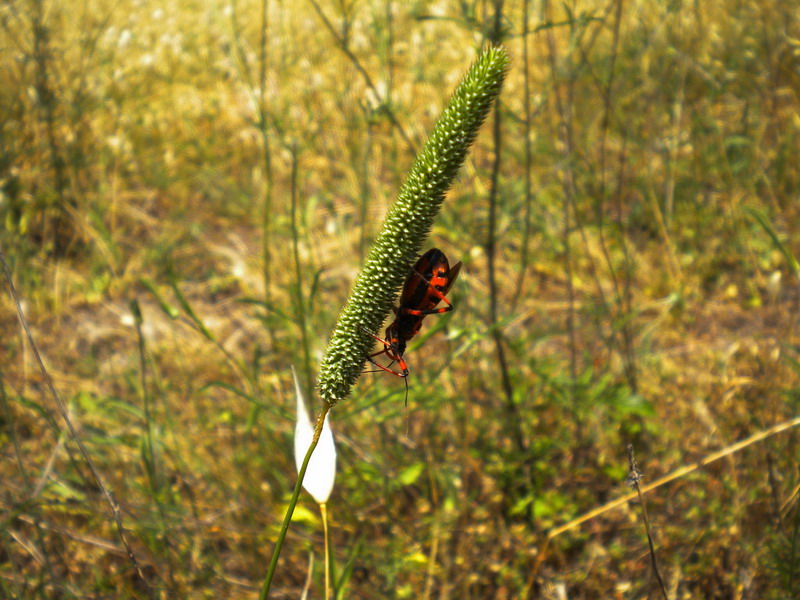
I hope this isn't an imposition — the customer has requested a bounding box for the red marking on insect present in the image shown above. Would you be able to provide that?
[363,248,462,405]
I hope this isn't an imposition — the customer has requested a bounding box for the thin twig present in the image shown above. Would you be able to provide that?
[306,0,415,154]
[527,415,800,590]
[512,0,534,308]
[0,377,31,493]
[590,0,640,393]
[31,0,69,252]
[484,0,525,460]
[540,0,622,373]
[627,444,668,600]
[543,0,578,383]
[0,248,155,596]
[1,376,62,590]
[300,551,314,600]
[260,404,331,599]
[257,0,274,343]
[131,299,177,590]
[289,145,315,402]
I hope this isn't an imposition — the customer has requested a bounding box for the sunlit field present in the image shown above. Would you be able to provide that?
[1,0,799,598]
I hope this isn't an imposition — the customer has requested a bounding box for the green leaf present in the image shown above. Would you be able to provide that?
[167,271,215,341]
[745,207,800,280]
[139,277,181,319]
[396,462,426,487]
[46,479,87,503]
[289,503,318,526]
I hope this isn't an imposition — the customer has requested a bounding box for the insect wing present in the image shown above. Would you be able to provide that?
[399,250,436,306]
[399,248,460,310]
[441,261,462,297]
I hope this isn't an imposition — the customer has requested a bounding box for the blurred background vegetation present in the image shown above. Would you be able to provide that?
[1,0,799,598]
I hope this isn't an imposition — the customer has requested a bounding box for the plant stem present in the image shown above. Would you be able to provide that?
[512,0,534,309]
[484,0,525,461]
[627,445,668,600]
[288,145,314,400]
[321,502,332,600]
[32,0,69,252]
[307,0,415,154]
[0,247,154,597]
[260,404,331,599]
[258,0,274,343]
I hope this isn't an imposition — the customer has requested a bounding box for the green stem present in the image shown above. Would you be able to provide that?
[288,145,314,401]
[260,404,331,599]
[321,502,332,599]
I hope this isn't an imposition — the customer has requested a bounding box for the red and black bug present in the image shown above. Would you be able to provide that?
[363,248,462,402]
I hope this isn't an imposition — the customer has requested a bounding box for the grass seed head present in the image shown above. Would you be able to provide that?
[318,46,510,405]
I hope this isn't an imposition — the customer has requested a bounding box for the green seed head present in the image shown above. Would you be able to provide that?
[318,46,510,406]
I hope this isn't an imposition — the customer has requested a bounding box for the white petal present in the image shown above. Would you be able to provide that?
[293,368,336,504]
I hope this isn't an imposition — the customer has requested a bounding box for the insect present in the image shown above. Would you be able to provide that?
[363,248,462,403]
